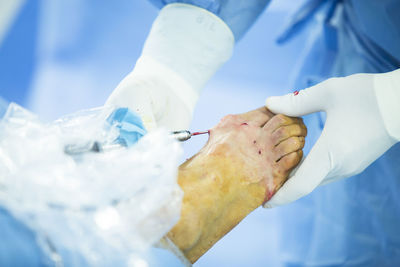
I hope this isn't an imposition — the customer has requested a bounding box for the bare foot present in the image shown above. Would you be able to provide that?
[192,107,306,202]
[168,107,307,263]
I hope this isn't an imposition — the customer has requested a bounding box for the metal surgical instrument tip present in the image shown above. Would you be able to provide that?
[171,130,209,142]
[64,130,209,156]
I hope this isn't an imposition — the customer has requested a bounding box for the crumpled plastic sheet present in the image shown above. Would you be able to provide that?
[0,103,183,266]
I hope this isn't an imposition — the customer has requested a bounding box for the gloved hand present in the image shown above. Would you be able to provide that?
[264,69,400,208]
[106,3,234,131]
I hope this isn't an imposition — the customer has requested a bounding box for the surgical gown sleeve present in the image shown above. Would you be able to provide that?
[148,0,271,41]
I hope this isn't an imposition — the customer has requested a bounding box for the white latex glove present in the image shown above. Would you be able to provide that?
[106,3,234,131]
[264,69,400,208]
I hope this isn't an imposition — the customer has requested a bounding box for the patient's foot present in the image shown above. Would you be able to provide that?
[205,107,306,201]
[168,107,307,263]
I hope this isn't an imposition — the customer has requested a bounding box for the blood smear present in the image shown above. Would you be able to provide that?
[263,190,276,204]
[192,131,209,136]
[294,90,299,96]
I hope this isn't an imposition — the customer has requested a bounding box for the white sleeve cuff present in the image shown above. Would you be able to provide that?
[374,68,400,141]
[138,3,234,107]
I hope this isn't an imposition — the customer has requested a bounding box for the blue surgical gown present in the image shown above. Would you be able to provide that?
[148,0,271,41]
[149,0,400,266]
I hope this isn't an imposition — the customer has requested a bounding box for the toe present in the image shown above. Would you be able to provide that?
[272,124,307,146]
[277,150,303,173]
[263,114,303,133]
[274,136,305,161]
[239,107,275,127]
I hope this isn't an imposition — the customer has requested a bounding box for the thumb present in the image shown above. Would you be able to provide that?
[266,83,326,117]
[264,135,331,208]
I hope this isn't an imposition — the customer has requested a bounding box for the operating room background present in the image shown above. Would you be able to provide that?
[0,0,311,266]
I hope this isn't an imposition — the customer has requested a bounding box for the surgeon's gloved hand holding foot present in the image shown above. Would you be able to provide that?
[105,3,234,131]
[265,69,400,208]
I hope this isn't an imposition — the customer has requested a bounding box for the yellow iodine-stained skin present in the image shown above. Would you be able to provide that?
[167,109,307,263]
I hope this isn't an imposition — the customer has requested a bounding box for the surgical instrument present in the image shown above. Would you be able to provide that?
[64,130,209,156]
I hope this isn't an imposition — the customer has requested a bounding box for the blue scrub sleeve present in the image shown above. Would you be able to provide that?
[148,0,271,41]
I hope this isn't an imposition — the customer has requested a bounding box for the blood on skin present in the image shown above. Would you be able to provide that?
[268,190,275,201]
[241,123,248,126]
[263,190,276,204]
[192,131,210,136]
